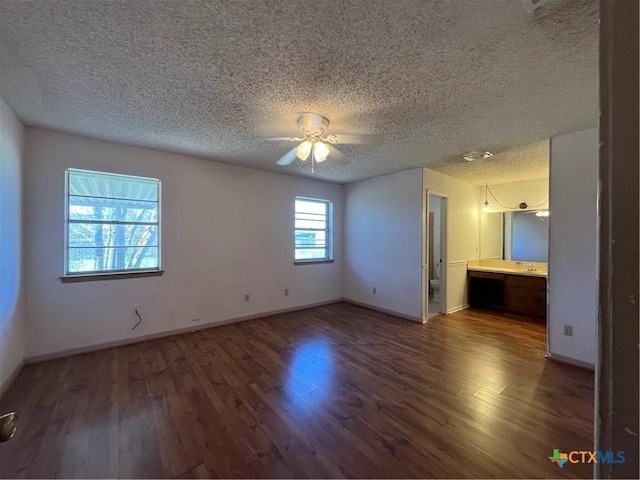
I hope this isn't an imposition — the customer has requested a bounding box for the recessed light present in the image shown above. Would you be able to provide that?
[462,151,493,162]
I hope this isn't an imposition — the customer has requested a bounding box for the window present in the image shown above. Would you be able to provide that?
[65,169,161,276]
[294,197,332,262]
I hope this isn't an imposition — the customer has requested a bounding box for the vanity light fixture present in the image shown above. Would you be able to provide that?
[482,183,490,212]
[482,184,548,212]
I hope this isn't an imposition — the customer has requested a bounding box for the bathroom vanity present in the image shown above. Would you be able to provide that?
[467,262,547,321]
[473,209,549,322]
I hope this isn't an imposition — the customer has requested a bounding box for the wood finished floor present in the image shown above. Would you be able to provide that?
[0,302,594,479]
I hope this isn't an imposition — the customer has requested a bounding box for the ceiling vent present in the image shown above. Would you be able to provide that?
[521,0,552,13]
[462,151,493,162]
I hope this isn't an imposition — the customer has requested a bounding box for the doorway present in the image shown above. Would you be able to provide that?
[424,193,447,320]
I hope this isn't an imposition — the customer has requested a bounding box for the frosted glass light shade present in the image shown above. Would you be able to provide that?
[296,141,312,161]
[313,141,330,163]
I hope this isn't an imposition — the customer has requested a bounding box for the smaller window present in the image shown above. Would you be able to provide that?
[65,169,161,276]
[294,197,332,262]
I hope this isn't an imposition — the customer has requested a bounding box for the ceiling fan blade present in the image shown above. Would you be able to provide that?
[327,144,345,160]
[276,146,299,166]
[264,136,305,142]
[327,144,349,165]
[325,134,383,145]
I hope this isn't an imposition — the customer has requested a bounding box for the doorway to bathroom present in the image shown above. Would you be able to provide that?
[424,192,447,319]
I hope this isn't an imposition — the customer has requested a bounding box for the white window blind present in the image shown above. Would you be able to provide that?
[65,169,161,275]
[294,197,332,261]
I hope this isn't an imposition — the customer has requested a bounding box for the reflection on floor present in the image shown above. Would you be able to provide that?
[0,303,594,479]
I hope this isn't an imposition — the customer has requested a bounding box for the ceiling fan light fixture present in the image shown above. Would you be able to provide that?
[313,141,330,163]
[296,140,312,161]
[270,114,358,171]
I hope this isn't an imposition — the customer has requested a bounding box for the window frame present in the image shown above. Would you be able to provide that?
[63,168,162,279]
[294,196,333,264]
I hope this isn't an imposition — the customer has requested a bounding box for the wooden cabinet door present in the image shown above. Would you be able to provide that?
[505,286,546,317]
[504,275,546,318]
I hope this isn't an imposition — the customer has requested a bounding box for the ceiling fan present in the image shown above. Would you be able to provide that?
[266,112,379,173]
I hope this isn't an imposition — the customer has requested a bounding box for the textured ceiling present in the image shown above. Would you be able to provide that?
[0,0,598,184]
[433,139,549,186]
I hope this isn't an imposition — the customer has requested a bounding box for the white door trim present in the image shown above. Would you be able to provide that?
[423,190,449,321]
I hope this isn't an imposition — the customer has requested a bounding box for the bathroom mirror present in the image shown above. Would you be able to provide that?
[480,211,549,262]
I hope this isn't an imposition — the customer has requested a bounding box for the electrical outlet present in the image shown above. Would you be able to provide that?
[372,287,377,294]
[244,294,250,302]
[191,317,201,323]
[284,288,289,296]
[563,325,573,337]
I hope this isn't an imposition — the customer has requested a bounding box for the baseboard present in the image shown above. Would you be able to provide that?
[447,303,469,314]
[0,360,24,400]
[545,351,595,370]
[25,298,343,364]
[343,298,423,323]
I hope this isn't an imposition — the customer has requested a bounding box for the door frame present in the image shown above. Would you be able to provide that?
[422,190,448,322]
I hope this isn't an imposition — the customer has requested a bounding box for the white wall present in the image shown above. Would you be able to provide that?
[343,169,423,320]
[480,212,503,259]
[23,128,343,358]
[423,169,480,314]
[0,99,25,389]
[480,177,549,213]
[548,127,598,367]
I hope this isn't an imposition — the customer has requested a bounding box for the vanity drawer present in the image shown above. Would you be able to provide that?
[505,274,546,290]
[468,270,504,281]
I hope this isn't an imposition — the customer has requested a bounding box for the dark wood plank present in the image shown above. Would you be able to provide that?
[0,303,594,478]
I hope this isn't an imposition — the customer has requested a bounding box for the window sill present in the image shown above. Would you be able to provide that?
[294,259,335,265]
[60,270,164,283]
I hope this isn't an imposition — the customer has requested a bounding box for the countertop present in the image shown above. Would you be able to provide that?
[467,265,547,278]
